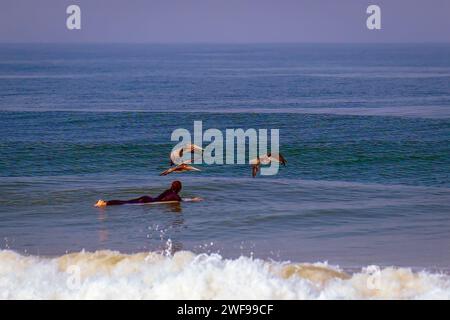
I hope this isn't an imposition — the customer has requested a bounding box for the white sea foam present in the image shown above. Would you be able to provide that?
[0,249,449,300]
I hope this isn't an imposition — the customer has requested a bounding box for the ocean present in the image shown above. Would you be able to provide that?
[0,43,449,299]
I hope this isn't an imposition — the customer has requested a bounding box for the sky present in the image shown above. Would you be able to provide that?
[0,0,449,43]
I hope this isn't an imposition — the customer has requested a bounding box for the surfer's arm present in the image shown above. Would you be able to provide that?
[104,200,127,206]
[182,197,203,202]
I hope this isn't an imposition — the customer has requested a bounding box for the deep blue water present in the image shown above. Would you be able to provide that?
[0,44,449,268]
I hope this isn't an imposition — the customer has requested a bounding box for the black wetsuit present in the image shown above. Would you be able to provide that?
[106,189,181,206]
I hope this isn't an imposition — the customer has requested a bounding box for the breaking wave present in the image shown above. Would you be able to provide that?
[0,249,449,299]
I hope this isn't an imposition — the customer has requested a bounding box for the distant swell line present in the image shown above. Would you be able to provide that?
[1,106,450,119]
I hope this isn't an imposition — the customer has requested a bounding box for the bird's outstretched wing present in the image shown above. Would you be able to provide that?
[270,153,287,166]
[249,156,260,177]
[170,144,204,165]
[160,166,178,176]
[251,164,259,178]
[160,163,201,176]
[183,164,201,172]
[188,144,204,154]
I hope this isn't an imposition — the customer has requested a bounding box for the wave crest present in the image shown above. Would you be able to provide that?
[0,250,449,299]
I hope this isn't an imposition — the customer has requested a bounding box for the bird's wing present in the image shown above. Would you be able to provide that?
[188,144,204,155]
[170,148,183,165]
[278,153,287,165]
[160,166,178,176]
[182,164,201,172]
[251,164,259,178]
[160,163,200,176]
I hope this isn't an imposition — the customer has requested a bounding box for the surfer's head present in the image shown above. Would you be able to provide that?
[171,180,182,193]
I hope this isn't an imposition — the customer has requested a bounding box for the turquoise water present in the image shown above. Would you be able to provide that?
[0,44,449,268]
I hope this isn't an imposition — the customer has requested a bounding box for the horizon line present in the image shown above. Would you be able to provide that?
[1,41,450,45]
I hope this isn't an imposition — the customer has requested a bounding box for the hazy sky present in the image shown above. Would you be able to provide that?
[1,0,449,43]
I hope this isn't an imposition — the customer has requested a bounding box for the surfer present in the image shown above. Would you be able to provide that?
[94,181,201,207]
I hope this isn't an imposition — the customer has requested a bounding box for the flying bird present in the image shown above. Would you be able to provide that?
[250,153,287,177]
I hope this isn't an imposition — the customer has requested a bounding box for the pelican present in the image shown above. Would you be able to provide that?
[250,153,287,177]
[170,143,204,166]
[160,161,201,176]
